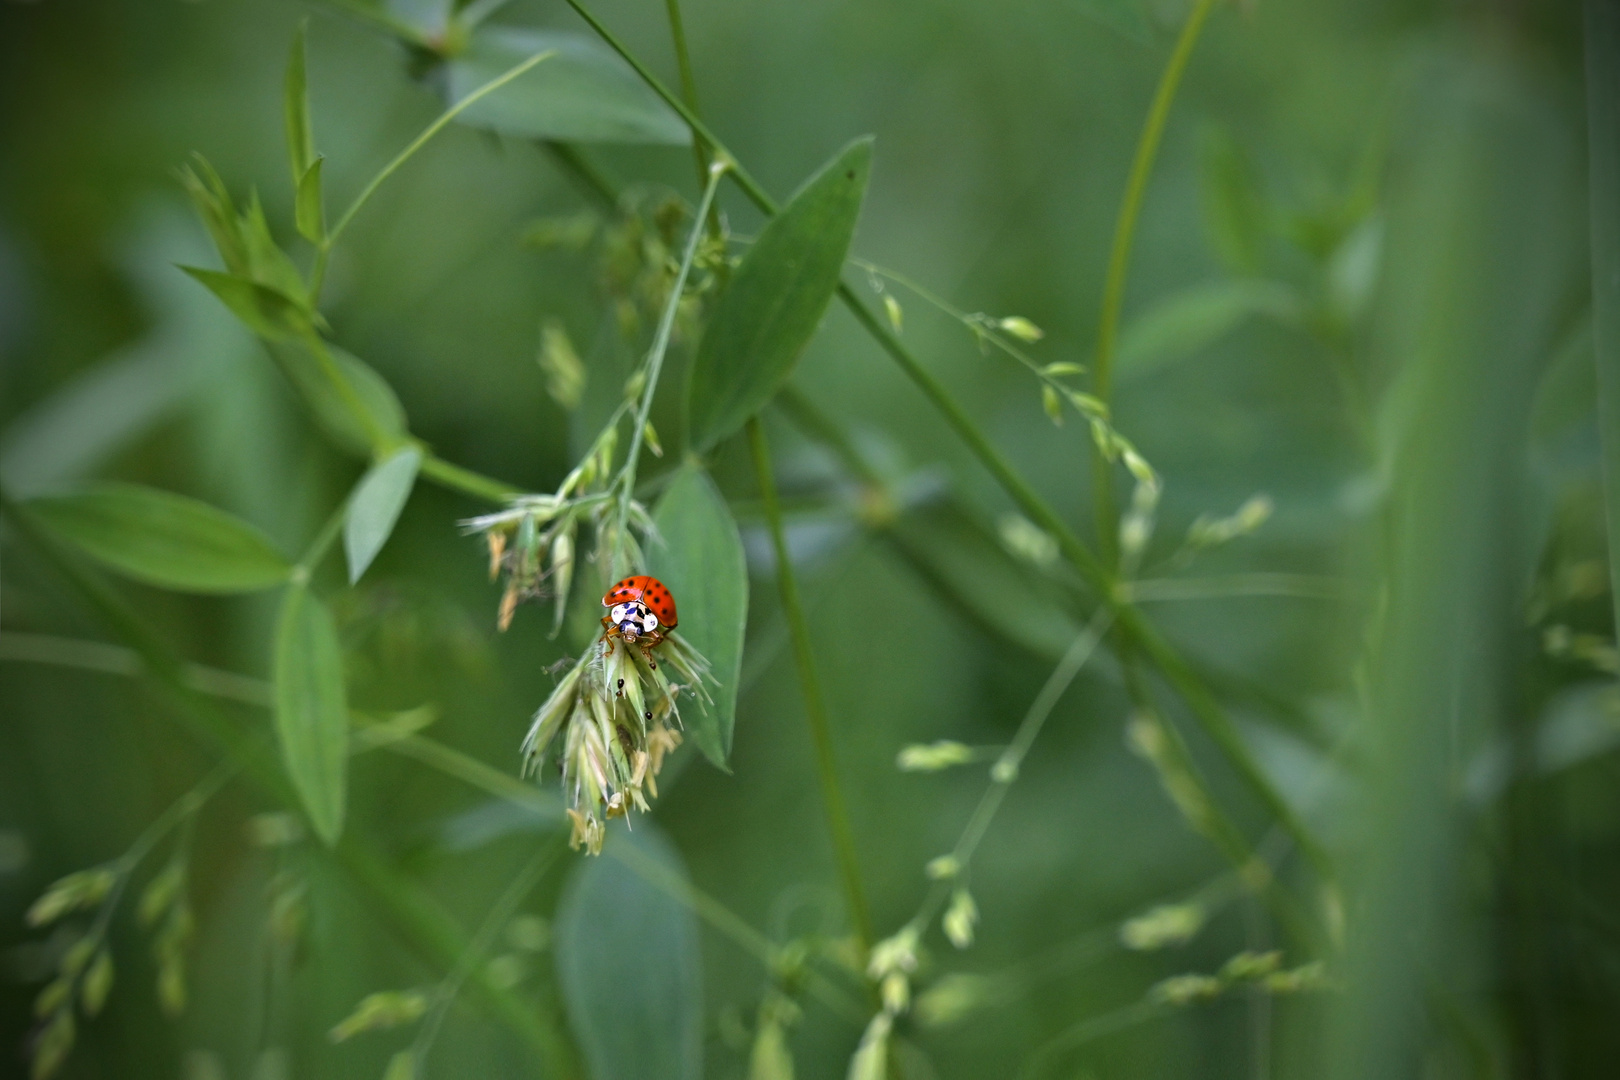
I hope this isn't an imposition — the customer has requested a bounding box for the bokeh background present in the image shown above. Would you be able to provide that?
[2,0,1615,1077]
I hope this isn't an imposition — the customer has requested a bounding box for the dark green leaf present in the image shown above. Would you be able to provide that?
[1200,126,1268,274]
[686,138,873,450]
[1116,280,1302,381]
[181,267,309,342]
[647,464,747,767]
[264,340,408,456]
[26,482,292,593]
[273,585,349,845]
[284,22,316,186]
[344,447,421,583]
[555,825,702,1080]
[445,29,690,145]
[295,158,325,244]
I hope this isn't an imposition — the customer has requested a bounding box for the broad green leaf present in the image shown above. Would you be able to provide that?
[647,464,747,767]
[555,824,702,1080]
[1073,0,1151,44]
[344,447,421,583]
[687,139,873,450]
[1587,0,1620,641]
[1115,280,1302,381]
[26,482,292,593]
[264,341,408,456]
[1200,127,1268,275]
[295,158,325,244]
[181,267,309,342]
[284,22,316,187]
[446,29,690,145]
[273,585,349,845]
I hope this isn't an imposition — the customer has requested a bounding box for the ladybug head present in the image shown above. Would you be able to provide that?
[609,600,658,640]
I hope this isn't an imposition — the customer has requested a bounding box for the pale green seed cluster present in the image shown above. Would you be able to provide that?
[522,629,712,854]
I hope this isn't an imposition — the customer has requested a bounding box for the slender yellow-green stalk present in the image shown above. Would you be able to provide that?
[1091,0,1221,561]
[747,417,875,954]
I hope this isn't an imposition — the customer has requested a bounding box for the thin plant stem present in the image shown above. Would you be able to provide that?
[662,0,715,192]
[295,496,351,580]
[418,453,524,504]
[611,159,727,576]
[747,416,875,954]
[310,47,556,296]
[908,612,1112,933]
[544,141,620,210]
[1017,998,1167,1080]
[411,841,563,1070]
[1090,0,1221,561]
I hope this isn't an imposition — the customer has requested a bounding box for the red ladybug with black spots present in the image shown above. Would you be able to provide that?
[600,575,677,661]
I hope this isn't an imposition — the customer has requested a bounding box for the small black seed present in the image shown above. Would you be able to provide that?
[617,679,624,688]
[644,712,652,721]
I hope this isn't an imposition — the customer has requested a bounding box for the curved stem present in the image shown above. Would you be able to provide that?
[1092,0,1220,402]
[312,48,556,297]
[1090,0,1220,560]
[747,417,875,954]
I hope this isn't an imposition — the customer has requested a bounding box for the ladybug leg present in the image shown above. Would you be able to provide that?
[638,630,665,668]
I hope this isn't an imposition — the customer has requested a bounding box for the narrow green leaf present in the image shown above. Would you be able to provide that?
[1199,126,1268,274]
[284,22,316,186]
[264,341,408,456]
[555,825,702,1080]
[1587,0,1620,640]
[181,267,309,342]
[1116,279,1302,380]
[687,139,873,450]
[273,585,349,845]
[344,447,421,584]
[26,483,292,593]
[295,157,325,244]
[446,28,690,145]
[647,464,747,767]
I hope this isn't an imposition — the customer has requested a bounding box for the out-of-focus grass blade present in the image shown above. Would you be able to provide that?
[647,463,747,767]
[446,28,690,145]
[554,824,703,1080]
[1200,126,1268,274]
[26,482,293,594]
[274,584,349,845]
[343,446,421,583]
[1325,49,1582,1079]
[1586,0,1620,638]
[284,21,316,189]
[686,138,872,451]
[1116,279,1302,381]
[295,157,325,244]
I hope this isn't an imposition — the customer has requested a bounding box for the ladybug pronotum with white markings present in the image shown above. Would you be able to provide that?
[600,575,678,664]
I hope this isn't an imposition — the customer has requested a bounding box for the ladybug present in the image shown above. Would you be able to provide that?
[600,575,677,661]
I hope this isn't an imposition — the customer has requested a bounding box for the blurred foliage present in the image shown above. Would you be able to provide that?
[2,0,1617,1078]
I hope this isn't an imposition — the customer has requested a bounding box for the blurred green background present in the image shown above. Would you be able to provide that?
[2,0,1616,1077]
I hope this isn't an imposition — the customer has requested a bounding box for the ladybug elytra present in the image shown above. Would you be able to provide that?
[600,575,677,661]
